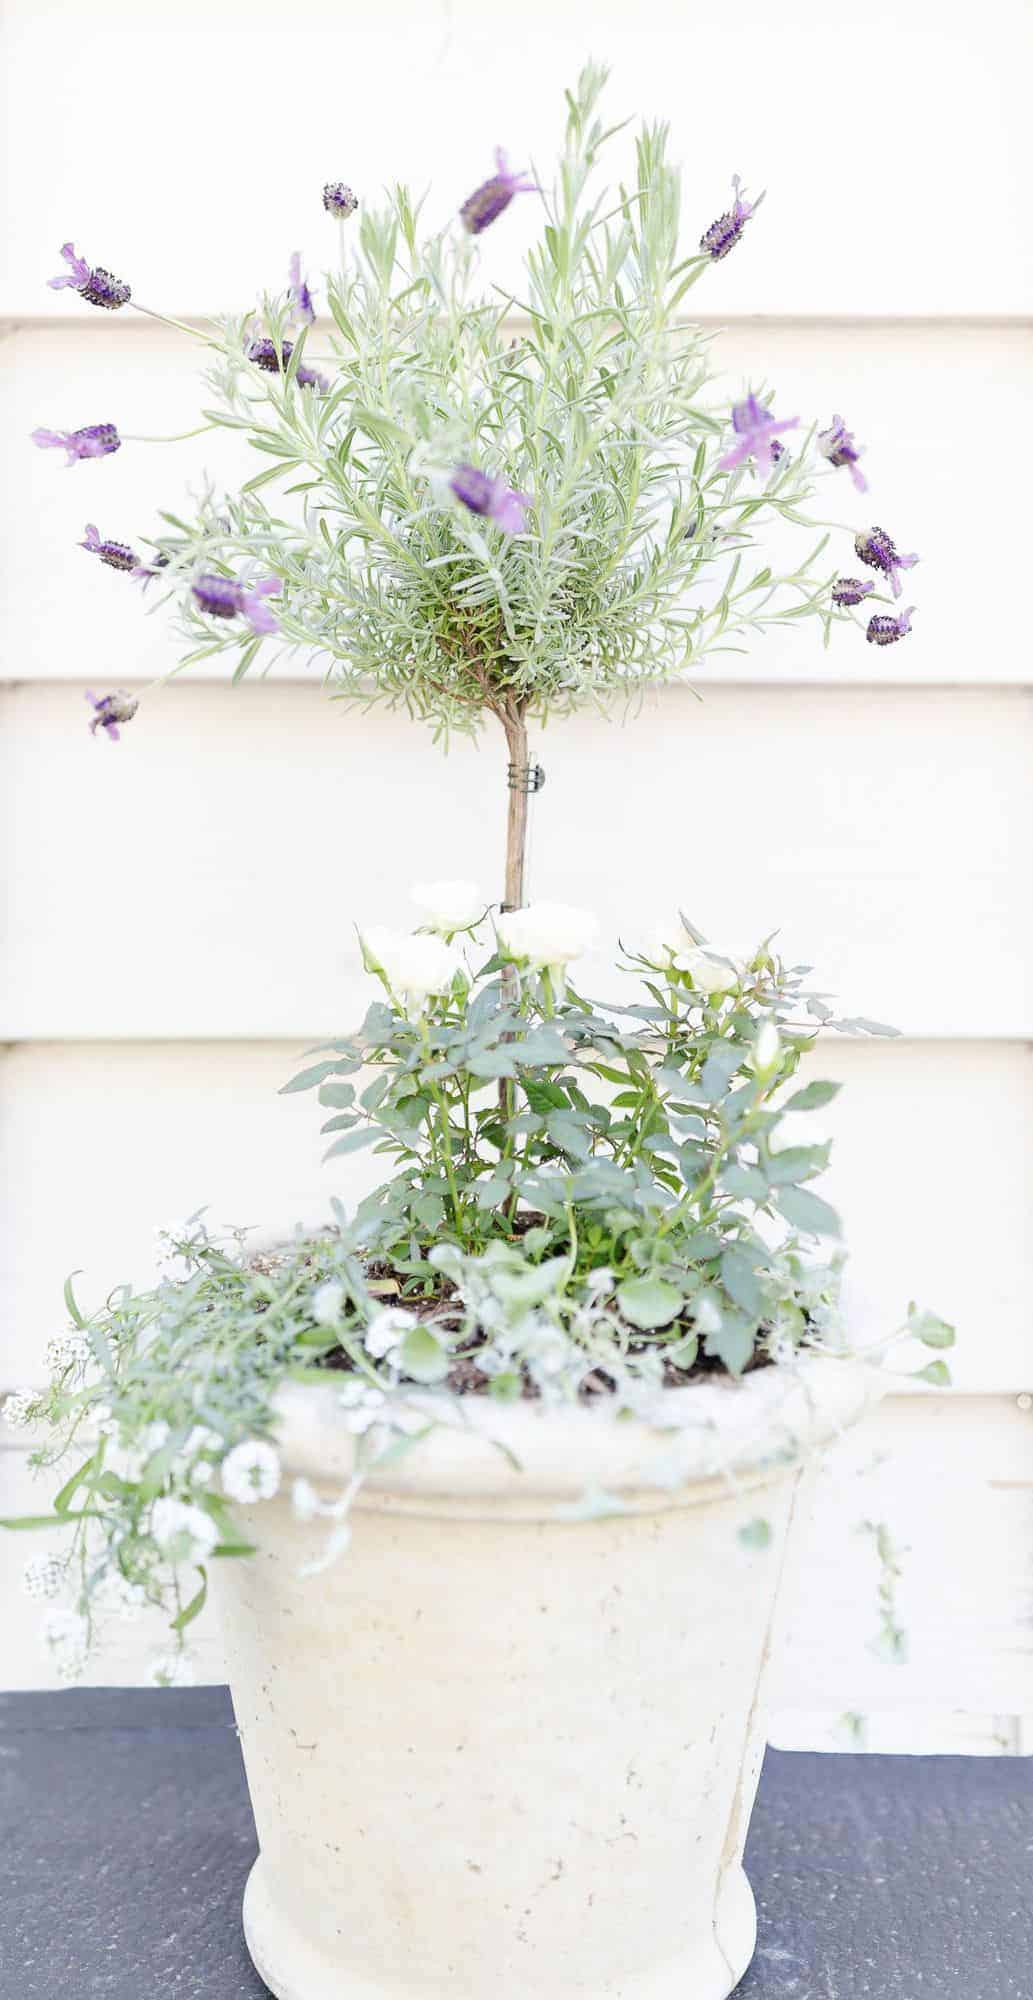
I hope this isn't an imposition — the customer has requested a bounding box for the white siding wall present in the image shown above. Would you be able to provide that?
[2,0,1031,1744]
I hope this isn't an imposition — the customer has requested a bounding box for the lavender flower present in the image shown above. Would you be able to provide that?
[32,423,120,465]
[854,526,919,599]
[831,577,875,607]
[818,414,867,493]
[449,464,531,534]
[322,182,358,219]
[460,149,537,235]
[48,243,130,310]
[80,522,145,573]
[867,607,914,646]
[700,177,760,261]
[86,689,139,741]
[192,573,282,634]
[288,253,316,326]
[245,336,326,391]
[718,395,799,478]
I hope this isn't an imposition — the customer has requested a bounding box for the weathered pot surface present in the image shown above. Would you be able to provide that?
[210,1354,881,2000]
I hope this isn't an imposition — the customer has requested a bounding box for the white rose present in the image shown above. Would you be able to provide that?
[411,880,484,933]
[361,928,461,1008]
[646,921,735,993]
[496,901,598,970]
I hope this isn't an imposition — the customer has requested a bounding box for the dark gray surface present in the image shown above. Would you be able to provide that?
[0,1688,1030,1999]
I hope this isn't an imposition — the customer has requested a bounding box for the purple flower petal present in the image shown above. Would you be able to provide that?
[867,607,914,645]
[288,252,316,326]
[719,396,798,477]
[855,527,919,599]
[449,464,531,533]
[459,149,538,234]
[48,243,129,309]
[819,414,867,493]
[86,689,138,738]
[700,177,760,261]
[34,423,120,465]
[323,183,358,219]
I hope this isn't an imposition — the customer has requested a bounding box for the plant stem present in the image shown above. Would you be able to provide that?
[499,698,530,911]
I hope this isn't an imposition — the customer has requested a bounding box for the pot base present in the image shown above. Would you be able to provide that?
[242,1853,757,2000]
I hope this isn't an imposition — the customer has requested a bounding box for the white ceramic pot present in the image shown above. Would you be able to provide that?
[210,1355,879,2000]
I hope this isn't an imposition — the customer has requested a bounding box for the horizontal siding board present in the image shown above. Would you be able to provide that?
[3,682,1030,1039]
[2,0,1031,318]
[1,1039,1030,1392]
[4,322,1032,687]
[4,1398,1031,1723]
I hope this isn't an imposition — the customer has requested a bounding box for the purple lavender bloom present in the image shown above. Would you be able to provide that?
[460,149,537,235]
[192,573,282,635]
[831,576,875,607]
[288,253,316,326]
[854,526,919,600]
[48,243,130,310]
[33,422,121,465]
[246,335,326,391]
[80,522,145,573]
[818,414,867,493]
[700,177,760,261]
[86,689,138,741]
[867,606,914,646]
[449,464,532,534]
[718,395,799,478]
[323,182,358,219]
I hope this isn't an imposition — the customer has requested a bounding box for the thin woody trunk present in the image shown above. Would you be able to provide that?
[499,701,530,912]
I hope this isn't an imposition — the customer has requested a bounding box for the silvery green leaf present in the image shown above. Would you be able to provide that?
[398,1325,450,1384]
[907,1310,956,1349]
[775,1186,841,1236]
[738,1518,772,1551]
[720,1249,763,1316]
[785,1080,841,1111]
[616,1276,683,1330]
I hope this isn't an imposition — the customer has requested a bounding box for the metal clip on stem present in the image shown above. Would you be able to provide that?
[507,761,546,795]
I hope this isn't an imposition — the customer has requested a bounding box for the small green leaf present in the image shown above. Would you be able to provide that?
[785,1080,842,1111]
[280,1059,346,1095]
[63,1274,87,1327]
[912,1360,951,1387]
[738,1517,772,1551]
[907,1310,956,1350]
[171,1566,208,1633]
[721,1248,763,1315]
[775,1185,841,1236]
[323,1128,379,1161]
[399,1324,450,1384]
[616,1276,683,1330]
[318,1080,356,1110]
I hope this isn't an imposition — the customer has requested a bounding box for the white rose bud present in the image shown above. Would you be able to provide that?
[750,1021,782,1074]
[496,901,598,971]
[411,880,483,933]
[361,927,462,1010]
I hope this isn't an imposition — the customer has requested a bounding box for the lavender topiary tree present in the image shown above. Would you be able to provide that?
[39,63,914,914]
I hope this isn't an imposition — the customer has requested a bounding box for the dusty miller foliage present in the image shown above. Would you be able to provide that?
[157,66,835,733]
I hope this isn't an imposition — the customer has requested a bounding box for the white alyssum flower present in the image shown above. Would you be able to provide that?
[150,1496,219,1562]
[22,1555,66,1601]
[148,1650,196,1688]
[42,1608,89,1682]
[338,1379,388,1434]
[183,1424,221,1460]
[411,879,483,933]
[92,1569,148,1621]
[750,1021,782,1074]
[363,1307,417,1360]
[221,1439,281,1504]
[361,927,461,1009]
[310,1279,346,1327]
[142,1420,171,1456]
[3,1388,39,1430]
[496,901,598,970]
[45,1328,92,1377]
[190,1460,214,1487]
